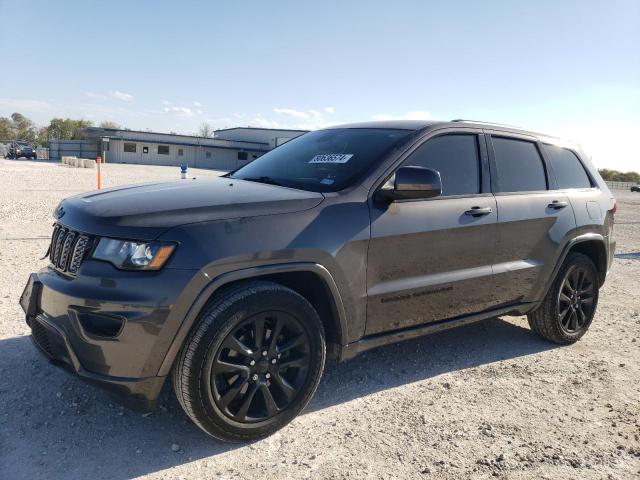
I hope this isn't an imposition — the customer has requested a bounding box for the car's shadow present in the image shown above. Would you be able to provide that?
[0,317,556,479]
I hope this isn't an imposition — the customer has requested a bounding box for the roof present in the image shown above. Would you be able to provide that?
[326,120,444,130]
[324,120,576,146]
[213,126,309,133]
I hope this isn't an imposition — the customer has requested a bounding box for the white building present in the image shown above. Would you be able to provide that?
[64,126,308,171]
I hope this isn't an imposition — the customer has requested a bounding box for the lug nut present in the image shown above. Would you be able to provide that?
[265,373,271,379]
[271,358,277,364]
[249,360,256,366]
[262,350,268,357]
[252,374,258,381]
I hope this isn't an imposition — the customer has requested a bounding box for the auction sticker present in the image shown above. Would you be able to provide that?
[309,154,353,164]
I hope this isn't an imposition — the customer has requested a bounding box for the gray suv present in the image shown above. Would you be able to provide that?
[20,120,616,441]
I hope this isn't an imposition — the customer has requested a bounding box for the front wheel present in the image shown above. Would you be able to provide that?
[172,281,326,442]
[528,252,599,344]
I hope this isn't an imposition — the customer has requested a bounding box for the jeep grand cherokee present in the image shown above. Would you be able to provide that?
[20,120,616,441]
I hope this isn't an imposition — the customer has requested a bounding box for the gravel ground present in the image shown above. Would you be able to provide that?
[0,158,638,480]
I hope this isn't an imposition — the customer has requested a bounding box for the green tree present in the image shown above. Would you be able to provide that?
[99,121,120,129]
[0,117,14,140]
[10,113,37,142]
[598,169,640,182]
[47,118,93,140]
[36,126,50,147]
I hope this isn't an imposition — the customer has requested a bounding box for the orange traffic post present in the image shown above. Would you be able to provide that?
[96,156,102,190]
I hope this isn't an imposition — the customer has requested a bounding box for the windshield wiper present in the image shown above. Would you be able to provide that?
[239,176,284,187]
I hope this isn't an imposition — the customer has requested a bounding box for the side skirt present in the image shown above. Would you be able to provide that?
[339,302,535,361]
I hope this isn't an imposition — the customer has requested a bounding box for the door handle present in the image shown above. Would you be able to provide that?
[465,206,492,217]
[548,200,568,209]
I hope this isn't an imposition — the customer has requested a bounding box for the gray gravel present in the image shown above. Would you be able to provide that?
[1,158,639,479]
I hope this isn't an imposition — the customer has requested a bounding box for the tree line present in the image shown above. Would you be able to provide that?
[598,169,640,183]
[0,112,120,146]
[1,112,217,146]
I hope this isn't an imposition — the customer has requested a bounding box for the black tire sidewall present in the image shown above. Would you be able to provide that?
[179,283,325,441]
[550,253,599,342]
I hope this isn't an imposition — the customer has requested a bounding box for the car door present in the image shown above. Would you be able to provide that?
[487,132,576,306]
[365,131,499,335]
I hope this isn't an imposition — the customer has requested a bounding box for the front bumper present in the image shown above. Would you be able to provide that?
[27,312,164,411]
[20,265,197,410]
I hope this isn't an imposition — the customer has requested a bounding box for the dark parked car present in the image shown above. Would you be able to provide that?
[631,185,640,192]
[6,140,37,159]
[21,120,616,441]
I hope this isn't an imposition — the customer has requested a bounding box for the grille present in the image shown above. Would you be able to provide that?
[48,224,93,275]
[31,320,53,358]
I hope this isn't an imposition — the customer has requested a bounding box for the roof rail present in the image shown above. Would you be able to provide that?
[450,119,524,129]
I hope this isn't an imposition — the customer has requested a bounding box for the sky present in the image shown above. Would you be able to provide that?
[1,0,639,172]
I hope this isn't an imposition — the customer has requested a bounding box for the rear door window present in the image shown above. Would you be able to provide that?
[543,144,592,189]
[401,134,481,196]
[491,137,547,192]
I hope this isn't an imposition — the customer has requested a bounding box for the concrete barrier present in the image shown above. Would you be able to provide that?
[60,156,95,168]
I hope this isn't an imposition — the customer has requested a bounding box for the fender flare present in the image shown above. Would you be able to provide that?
[540,233,607,302]
[157,262,348,376]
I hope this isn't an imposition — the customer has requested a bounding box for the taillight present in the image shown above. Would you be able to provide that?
[610,198,617,215]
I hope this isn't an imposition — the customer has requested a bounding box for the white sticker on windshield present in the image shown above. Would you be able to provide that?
[320,178,335,185]
[309,154,353,164]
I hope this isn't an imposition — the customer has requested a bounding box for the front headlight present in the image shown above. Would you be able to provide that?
[92,238,176,270]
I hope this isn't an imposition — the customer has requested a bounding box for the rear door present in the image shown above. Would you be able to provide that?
[366,130,499,335]
[487,132,576,306]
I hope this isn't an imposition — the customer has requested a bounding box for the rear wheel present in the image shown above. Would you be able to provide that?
[528,252,599,344]
[172,281,326,442]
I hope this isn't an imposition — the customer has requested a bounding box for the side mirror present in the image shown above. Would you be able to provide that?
[375,166,442,202]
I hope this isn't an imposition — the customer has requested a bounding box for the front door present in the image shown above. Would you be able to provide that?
[365,132,499,335]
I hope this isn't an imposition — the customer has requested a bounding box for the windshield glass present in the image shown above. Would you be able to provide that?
[230,128,413,192]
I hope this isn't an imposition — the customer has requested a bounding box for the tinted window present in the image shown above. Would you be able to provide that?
[158,145,169,155]
[402,134,480,196]
[237,151,248,161]
[492,137,547,192]
[232,128,413,192]
[124,143,136,153]
[543,145,592,189]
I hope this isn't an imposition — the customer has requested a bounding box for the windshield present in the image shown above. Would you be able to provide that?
[230,128,414,192]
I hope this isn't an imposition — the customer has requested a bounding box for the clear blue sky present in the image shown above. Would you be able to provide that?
[1,0,638,171]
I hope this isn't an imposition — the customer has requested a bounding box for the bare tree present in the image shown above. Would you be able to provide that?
[197,122,214,138]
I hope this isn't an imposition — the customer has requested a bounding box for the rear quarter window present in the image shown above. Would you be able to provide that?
[543,144,593,189]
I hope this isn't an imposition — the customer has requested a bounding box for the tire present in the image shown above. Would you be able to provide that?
[172,280,326,442]
[527,252,599,344]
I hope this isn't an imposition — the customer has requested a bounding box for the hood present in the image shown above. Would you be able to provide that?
[55,177,324,239]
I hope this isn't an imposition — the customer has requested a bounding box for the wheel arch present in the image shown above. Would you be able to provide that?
[157,263,348,376]
[550,234,608,292]
[568,238,607,286]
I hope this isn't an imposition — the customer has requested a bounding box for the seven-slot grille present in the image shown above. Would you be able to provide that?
[49,224,93,275]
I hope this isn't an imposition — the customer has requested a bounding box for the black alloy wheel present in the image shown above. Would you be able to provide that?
[527,252,599,344]
[209,311,311,423]
[173,281,326,442]
[557,265,596,334]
